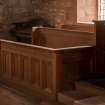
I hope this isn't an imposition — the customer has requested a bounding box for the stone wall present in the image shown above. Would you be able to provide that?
[0,0,97,32]
[0,0,34,32]
[0,0,77,31]
[32,0,77,27]
[8,0,34,22]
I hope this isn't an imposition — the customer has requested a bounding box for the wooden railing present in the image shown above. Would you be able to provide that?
[0,40,57,99]
[0,40,96,100]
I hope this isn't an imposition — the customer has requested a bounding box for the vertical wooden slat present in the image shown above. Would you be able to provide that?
[24,56,30,81]
[31,58,40,87]
[20,55,24,80]
[47,61,53,93]
[41,60,47,89]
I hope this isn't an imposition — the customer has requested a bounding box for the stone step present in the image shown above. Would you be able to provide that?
[58,90,95,105]
[75,81,105,96]
[74,95,105,105]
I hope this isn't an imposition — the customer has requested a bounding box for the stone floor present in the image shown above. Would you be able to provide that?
[0,85,39,105]
[0,84,63,105]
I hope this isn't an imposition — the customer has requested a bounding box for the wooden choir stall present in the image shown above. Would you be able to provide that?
[0,26,97,101]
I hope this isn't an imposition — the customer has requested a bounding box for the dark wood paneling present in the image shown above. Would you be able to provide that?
[95,21,105,76]
[55,46,96,91]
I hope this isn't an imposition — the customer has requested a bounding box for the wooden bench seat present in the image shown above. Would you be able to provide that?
[32,27,96,48]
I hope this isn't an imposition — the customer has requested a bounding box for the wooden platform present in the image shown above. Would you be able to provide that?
[58,80,105,105]
[58,90,95,105]
[75,96,105,105]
